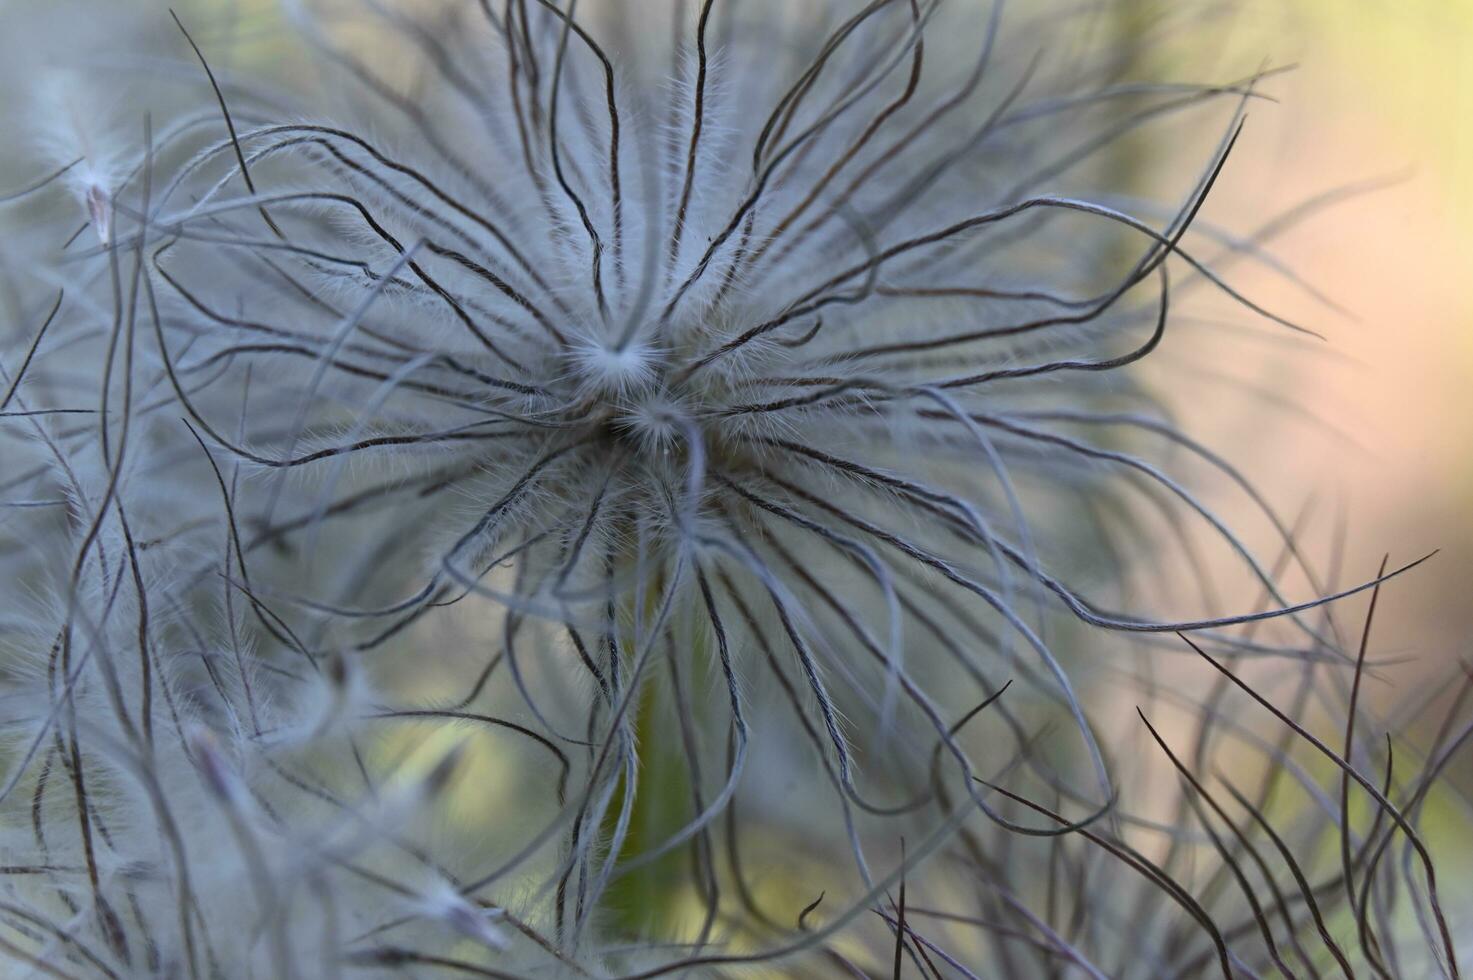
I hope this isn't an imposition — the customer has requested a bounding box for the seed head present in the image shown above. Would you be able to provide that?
[2,1,1446,977]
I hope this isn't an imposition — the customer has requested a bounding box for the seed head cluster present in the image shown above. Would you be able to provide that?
[0,1,1467,977]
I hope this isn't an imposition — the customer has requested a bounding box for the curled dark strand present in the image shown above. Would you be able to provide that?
[530,0,624,283]
[170,11,284,239]
[742,483,1118,836]
[241,122,567,314]
[251,135,556,339]
[0,902,121,979]
[1346,736,1397,978]
[768,13,1004,270]
[179,420,314,666]
[1137,710,1300,979]
[176,344,498,413]
[667,0,717,272]
[1214,777,1356,978]
[241,464,477,560]
[0,290,65,412]
[590,586,752,880]
[660,0,930,324]
[707,554,889,907]
[747,0,923,269]
[148,190,542,368]
[290,10,521,223]
[1004,409,1330,624]
[926,682,1012,790]
[938,262,1171,387]
[750,0,900,172]
[0,158,82,203]
[735,464,1123,785]
[544,0,610,321]
[997,75,1275,209]
[819,408,1431,639]
[1341,557,1392,978]
[1183,634,1461,977]
[775,316,824,348]
[705,113,1240,377]
[116,506,155,753]
[909,408,1332,645]
[1353,694,1473,977]
[899,577,1081,795]
[500,0,557,226]
[1175,508,1327,979]
[46,142,158,946]
[422,240,566,345]
[979,779,1235,980]
[366,710,569,805]
[553,465,617,592]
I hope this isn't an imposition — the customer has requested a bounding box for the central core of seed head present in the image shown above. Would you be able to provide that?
[567,336,668,399]
[562,335,706,460]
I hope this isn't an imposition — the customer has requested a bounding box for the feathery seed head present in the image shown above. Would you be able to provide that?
[2,1,1464,977]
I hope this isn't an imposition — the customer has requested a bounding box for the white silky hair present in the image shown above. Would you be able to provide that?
[0,1,1466,978]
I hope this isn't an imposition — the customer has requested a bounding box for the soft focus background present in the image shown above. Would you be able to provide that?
[1180,0,1473,672]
